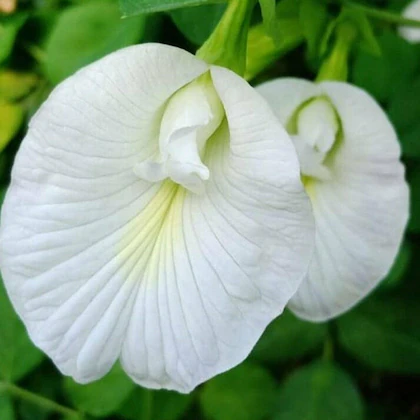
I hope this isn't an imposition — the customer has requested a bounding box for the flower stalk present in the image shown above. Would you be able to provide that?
[196,0,257,76]
[316,20,358,82]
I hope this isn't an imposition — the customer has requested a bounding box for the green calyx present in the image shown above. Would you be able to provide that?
[196,0,257,77]
[316,19,358,82]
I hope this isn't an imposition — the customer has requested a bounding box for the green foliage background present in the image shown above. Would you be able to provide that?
[1,0,420,419]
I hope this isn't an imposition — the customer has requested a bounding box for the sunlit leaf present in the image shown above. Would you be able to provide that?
[45,0,146,84]
[0,71,38,101]
[0,102,23,152]
[0,13,27,63]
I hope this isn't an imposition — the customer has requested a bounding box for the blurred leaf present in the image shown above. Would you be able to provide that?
[18,367,61,420]
[0,102,23,152]
[379,241,412,290]
[299,0,328,59]
[45,0,146,84]
[119,0,223,16]
[352,31,419,103]
[0,71,38,101]
[63,364,135,417]
[200,363,277,420]
[245,0,303,81]
[259,0,279,42]
[0,395,14,420]
[347,8,381,56]
[272,361,364,420]
[119,388,193,420]
[0,13,27,63]
[388,77,420,159]
[337,294,420,374]
[408,168,420,233]
[0,280,44,382]
[250,310,327,365]
[169,3,225,45]
[153,390,194,420]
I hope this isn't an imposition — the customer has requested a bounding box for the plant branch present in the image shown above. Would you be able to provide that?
[341,1,420,28]
[0,381,81,419]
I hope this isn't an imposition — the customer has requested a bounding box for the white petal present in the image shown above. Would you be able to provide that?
[256,78,321,127]
[120,66,315,391]
[297,98,339,153]
[0,43,207,384]
[399,0,420,43]
[0,49,314,393]
[257,79,409,321]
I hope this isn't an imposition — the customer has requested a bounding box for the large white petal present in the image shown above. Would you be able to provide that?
[0,47,314,393]
[399,0,420,43]
[120,66,315,391]
[0,43,207,384]
[257,79,409,321]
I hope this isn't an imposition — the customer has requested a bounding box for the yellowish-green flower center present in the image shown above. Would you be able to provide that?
[289,97,340,182]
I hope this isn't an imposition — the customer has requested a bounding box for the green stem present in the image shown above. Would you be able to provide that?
[196,0,257,76]
[342,1,420,28]
[142,389,154,420]
[0,381,81,419]
[322,336,334,361]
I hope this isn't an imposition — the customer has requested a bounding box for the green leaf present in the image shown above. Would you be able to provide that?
[200,363,277,420]
[17,368,61,420]
[119,388,194,420]
[250,310,327,365]
[169,3,225,45]
[388,77,420,159]
[408,168,420,233]
[0,280,44,382]
[352,31,419,103]
[0,394,15,420]
[299,0,328,59]
[0,71,38,102]
[350,9,381,56]
[259,0,278,42]
[0,13,28,63]
[119,0,224,16]
[337,294,420,374]
[379,241,412,290]
[0,102,24,153]
[45,0,146,84]
[272,361,364,420]
[63,364,135,417]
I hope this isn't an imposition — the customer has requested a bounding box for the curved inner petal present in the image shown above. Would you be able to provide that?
[134,74,224,194]
[292,97,339,181]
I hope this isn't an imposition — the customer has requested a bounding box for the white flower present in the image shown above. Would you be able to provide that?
[0,45,314,392]
[257,78,409,321]
[399,0,420,43]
